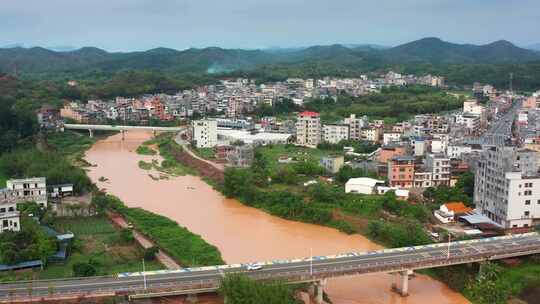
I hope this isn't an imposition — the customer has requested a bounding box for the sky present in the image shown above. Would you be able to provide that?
[1,0,539,51]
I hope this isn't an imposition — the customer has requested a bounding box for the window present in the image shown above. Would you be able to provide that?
[525,211,530,216]
[525,190,533,196]
[526,200,531,205]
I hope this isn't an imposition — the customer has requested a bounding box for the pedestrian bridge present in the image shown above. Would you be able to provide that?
[63,124,184,138]
[1,233,539,303]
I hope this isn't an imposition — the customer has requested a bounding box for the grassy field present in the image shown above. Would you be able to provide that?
[191,147,216,160]
[45,130,98,168]
[0,216,163,282]
[258,144,332,173]
[44,216,163,279]
[136,145,157,156]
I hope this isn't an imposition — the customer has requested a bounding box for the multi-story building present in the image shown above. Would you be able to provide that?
[322,124,349,144]
[343,114,367,140]
[0,190,20,234]
[5,177,48,207]
[425,154,451,187]
[296,111,321,147]
[474,146,540,228]
[192,119,218,148]
[383,132,401,145]
[410,136,428,156]
[361,126,382,143]
[388,156,416,188]
[320,155,345,174]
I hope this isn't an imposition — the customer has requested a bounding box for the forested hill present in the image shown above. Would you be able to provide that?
[1,37,540,90]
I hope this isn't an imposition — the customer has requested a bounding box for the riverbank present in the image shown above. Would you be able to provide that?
[85,130,470,304]
[163,135,540,304]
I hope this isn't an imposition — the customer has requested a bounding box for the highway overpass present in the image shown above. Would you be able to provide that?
[62,124,184,138]
[1,232,540,303]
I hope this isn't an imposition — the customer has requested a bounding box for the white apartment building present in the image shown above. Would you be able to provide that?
[475,146,540,228]
[410,136,428,157]
[383,132,401,145]
[296,111,321,147]
[5,177,48,207]
[0,190,20,233]
[447,144,473,159]
[343,114,367,140]
[192,119,218,148]
[425,154,451,187]
[322,124,349,144]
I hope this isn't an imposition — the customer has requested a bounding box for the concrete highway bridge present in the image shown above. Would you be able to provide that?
[1,233,540,303]
[62,123,184,139]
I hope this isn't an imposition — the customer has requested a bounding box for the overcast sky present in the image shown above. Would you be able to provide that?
[1,0,539,51]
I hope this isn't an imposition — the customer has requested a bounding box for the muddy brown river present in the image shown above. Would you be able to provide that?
[85,131,469,304]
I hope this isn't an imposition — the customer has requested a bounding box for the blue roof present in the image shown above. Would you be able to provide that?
[0,260,42,272]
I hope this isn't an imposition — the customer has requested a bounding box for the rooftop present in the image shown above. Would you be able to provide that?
[298,111,320,118]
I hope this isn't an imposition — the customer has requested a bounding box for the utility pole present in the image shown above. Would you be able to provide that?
[447,233,451,259]
[142,259,147,290]
[310,247,313,276]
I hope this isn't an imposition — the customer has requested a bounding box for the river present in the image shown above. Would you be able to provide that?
[84,131,469,304]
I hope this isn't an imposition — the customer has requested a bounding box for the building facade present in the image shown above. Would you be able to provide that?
[5,177,48,207]
[296,111,321,147]
[388,156,416,188]
[474,146,540,228]
[192,119,218,148]
[322,124,349,144]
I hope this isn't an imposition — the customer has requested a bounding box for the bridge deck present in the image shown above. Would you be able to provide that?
[1,233,539,300]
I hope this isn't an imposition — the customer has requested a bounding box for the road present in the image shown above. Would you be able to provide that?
[483,99,521,145]
[1,233,539,300]
[63,124,184,132]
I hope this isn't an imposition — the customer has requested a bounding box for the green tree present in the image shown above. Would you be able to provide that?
[72,262,97,277]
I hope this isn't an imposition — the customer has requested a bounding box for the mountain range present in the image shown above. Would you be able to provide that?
[1,37,539,75]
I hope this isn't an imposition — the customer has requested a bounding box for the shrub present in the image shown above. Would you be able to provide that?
[73,262,97,277]
[144,247,159,261]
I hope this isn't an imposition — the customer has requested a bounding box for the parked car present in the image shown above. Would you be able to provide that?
[246,263,263,271]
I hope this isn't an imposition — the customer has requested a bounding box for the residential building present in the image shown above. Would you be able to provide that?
[320,155,344,174]
[361,126,382,143]
[343,114,367,140]
[0,190,20,234]
[5,177,48,207]
[425,154,451,187]
[377,144,408,164]
[474,146,540,228]
[410,136,428,156]
[383,132,401,145]
[322,124,349,144]
[192,119,218,148]
[388,156,415,188]
[296,111,321,147]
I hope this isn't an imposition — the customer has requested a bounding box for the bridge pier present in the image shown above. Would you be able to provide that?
[391,270,411,297]
[88,129,93,138]
[315,279,326,304]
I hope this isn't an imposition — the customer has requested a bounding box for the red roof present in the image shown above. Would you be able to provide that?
[299,111,320,117]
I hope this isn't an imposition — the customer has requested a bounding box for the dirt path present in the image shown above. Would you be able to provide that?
[109,213,182,270]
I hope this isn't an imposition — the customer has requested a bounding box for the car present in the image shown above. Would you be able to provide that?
[246,263,263,271]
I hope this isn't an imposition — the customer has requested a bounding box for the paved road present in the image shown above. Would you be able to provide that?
[1,233,539,300]
[483,99,521,145]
